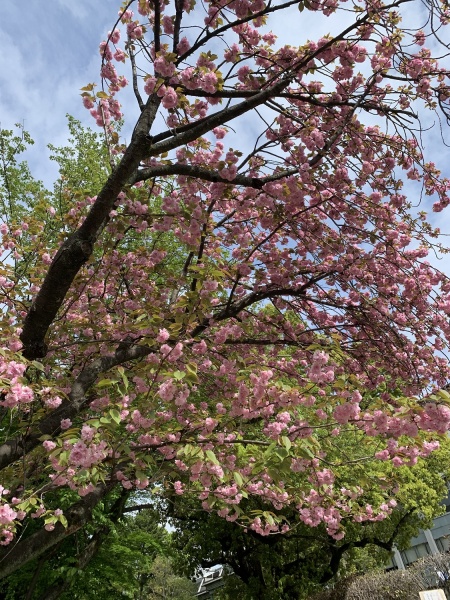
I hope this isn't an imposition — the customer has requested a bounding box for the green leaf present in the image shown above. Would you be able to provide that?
[263,511,276,525]
[300,444,315,459]
[267,468,281,481]
[206,450,219,465]
[186,363,199,383]
[234,472,244,486]
[281,436,292,451]
[264,442,277,458]
[31,361,45,371]
[97,379,118,388]
[275,447,288,460]
[109,409,121,425]
[437,389,450,400]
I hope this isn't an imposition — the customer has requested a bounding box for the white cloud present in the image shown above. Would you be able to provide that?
[0,1,113,184]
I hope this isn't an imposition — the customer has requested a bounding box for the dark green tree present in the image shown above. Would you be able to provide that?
[169,437,450,599]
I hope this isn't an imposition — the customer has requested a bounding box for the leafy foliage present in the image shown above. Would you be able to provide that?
[0,504,196,600]
[169,436,450,598]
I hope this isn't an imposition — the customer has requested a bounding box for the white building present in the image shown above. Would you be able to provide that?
[195,566,227,598]
[390,495,450,570]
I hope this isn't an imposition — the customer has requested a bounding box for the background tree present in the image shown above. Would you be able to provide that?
[0,0,450,585]
[60,509,197,600]
[0,503,196,600]
[145,555,197,600]
[169,428,450,599]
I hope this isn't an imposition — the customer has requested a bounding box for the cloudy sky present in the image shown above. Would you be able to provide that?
[0,0,114,184]
[1,0,450,269]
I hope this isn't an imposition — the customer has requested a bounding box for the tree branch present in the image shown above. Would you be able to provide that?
[18,0,402,361]
[129,162,297,188]
[0,343,153,472]
[0,482,112,580]
[20,94,162,360]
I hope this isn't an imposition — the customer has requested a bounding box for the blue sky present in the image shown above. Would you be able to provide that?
[0,1,350,183]
[0,1,114,184]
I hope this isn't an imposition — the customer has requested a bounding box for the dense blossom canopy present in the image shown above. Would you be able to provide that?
[0,0,450,578]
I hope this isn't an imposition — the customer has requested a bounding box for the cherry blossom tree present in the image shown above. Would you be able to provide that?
[1,0,450,580]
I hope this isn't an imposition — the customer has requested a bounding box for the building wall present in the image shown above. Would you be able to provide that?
[391,498,450,570]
